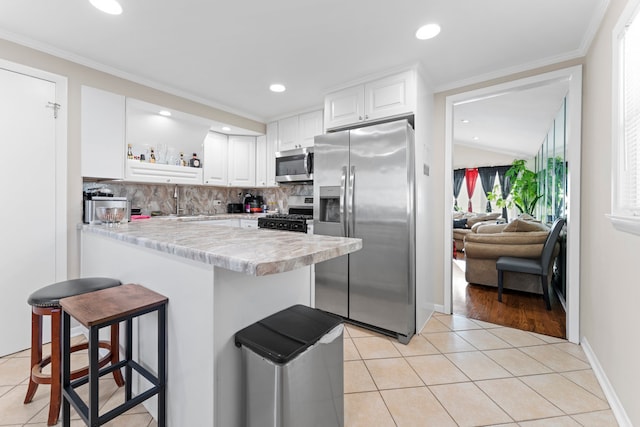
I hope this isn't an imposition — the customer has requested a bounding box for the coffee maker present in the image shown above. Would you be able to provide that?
[243,193,264,213]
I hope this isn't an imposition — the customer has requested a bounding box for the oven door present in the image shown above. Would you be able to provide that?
[275,147,313,183]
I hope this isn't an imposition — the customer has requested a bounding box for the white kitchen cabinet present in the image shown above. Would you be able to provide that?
[81,86,125,179]
[277,116,299,151]
[239,219,258,229]
[255,130,278,188]
[203,132,228,186]
[265,122,278,186]
[323,85,364,131]
[324,70,415,130]
[277,110,323,151]
[298,110,323,148]
[228,136,256,187]
[255,135,267,187]
[125,160,203,185]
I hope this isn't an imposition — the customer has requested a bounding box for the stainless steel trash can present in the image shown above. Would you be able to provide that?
[235,304,344,427]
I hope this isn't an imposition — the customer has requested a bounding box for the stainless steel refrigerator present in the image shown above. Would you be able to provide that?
[313,119,415,344]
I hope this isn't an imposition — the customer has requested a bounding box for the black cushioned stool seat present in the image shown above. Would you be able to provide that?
[24,277,124,426]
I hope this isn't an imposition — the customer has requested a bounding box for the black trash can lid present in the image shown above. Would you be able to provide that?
[235,304,343,364]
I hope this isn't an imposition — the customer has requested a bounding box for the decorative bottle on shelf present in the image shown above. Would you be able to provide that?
[127,144,134,160]
[189,152,201,168]
[149,148,156,163]
[179,152,187,167]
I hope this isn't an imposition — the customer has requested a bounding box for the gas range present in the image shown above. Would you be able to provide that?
[258,214,313,233]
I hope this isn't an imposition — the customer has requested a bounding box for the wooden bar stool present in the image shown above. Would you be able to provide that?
[24,277,124,426]
[60,284,168,427]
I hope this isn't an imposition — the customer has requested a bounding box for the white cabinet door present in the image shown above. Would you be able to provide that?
[228,136,256,187]
[203,132,228,186]
[266,122,278,187]
[255,135,268,188]
[324,85,364,130]
[277,116,299,151]
[298,110,323,148]
[364,70,415,122]
[81,86,125,179]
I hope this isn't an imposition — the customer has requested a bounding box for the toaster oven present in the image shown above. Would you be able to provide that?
[83,196,130,224]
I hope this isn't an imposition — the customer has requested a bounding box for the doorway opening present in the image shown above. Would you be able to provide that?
[443,66,582,343]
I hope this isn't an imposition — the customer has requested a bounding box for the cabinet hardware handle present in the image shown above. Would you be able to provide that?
[358,116,363,120]
[365,115,369,119]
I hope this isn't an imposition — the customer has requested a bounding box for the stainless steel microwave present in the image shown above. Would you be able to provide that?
[275,147,313,183]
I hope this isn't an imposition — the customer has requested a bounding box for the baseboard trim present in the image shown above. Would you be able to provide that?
[433,304,446,314]
[70,325,86,338]
[581,337,632,427]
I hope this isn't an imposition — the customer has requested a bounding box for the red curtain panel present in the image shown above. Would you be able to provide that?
[465,168,479,212]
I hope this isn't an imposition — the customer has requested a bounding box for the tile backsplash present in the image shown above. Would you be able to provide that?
[83,182,312,216]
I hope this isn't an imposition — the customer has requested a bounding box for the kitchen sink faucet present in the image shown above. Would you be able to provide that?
[174,185,183,216]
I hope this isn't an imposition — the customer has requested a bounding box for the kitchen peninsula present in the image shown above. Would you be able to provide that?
[80,218,361,427]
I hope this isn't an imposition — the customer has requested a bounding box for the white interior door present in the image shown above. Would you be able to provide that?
[0,66,58,356]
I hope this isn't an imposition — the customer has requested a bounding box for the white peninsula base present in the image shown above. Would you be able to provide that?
[81,232,313,426]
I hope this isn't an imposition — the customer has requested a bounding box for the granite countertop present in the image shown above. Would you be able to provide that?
[82,218,361,276]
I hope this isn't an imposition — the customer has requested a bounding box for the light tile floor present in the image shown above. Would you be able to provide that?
[344,313,618,427]
[0,314,618,426]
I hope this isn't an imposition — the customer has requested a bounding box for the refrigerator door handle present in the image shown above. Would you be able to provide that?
[349,165,356,236]
[340,166,347,237]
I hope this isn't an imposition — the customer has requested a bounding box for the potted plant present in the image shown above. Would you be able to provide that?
[506,159,542,216]
[487,160,542,217]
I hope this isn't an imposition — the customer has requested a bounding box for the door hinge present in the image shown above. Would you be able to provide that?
[46,101,61,119]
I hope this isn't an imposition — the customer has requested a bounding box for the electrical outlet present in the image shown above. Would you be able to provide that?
[213,200,222,206]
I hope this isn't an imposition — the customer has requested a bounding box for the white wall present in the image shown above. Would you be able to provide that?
[581,0,640,423]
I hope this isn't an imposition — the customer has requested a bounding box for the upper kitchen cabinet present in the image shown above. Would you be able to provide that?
[203,132,228,186]
[264,122,278,187]
[81,86,126,179]
[324,70,416,130]
[125,98,211,184]
[255,134,279,188]
[276,110,323,151]
[227,135,256,187]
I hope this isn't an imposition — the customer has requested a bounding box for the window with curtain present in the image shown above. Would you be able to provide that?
[611,0,640,235]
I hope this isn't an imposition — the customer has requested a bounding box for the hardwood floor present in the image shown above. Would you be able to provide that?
[452,256,566,339]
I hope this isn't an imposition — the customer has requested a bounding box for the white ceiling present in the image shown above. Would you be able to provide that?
[0,0,605,126]
[454,78,570,159]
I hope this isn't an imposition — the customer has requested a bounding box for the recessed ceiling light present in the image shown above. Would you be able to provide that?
[270,84,286,93]
[159,110,171,117]
[89,0,123,15]
[461,119,470,124]
[472,136,480,141]
[415,23,441,40]
[222,126,231,132]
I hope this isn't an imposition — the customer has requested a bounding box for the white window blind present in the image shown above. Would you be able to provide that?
[621,12,640,215]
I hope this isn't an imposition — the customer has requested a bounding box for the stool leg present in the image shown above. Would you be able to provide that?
[48,308,62,426]
[89,326,100,425]
[62,311,71,427]
[158,304,167,427]
[125,318,133,401]
[110,323,125,387]
[24,310,42,404]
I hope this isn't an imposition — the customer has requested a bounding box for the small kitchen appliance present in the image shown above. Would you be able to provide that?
[243,193,265,213]
[227,203,244,213]
[275,147,313,183]
[84,196,130,224]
